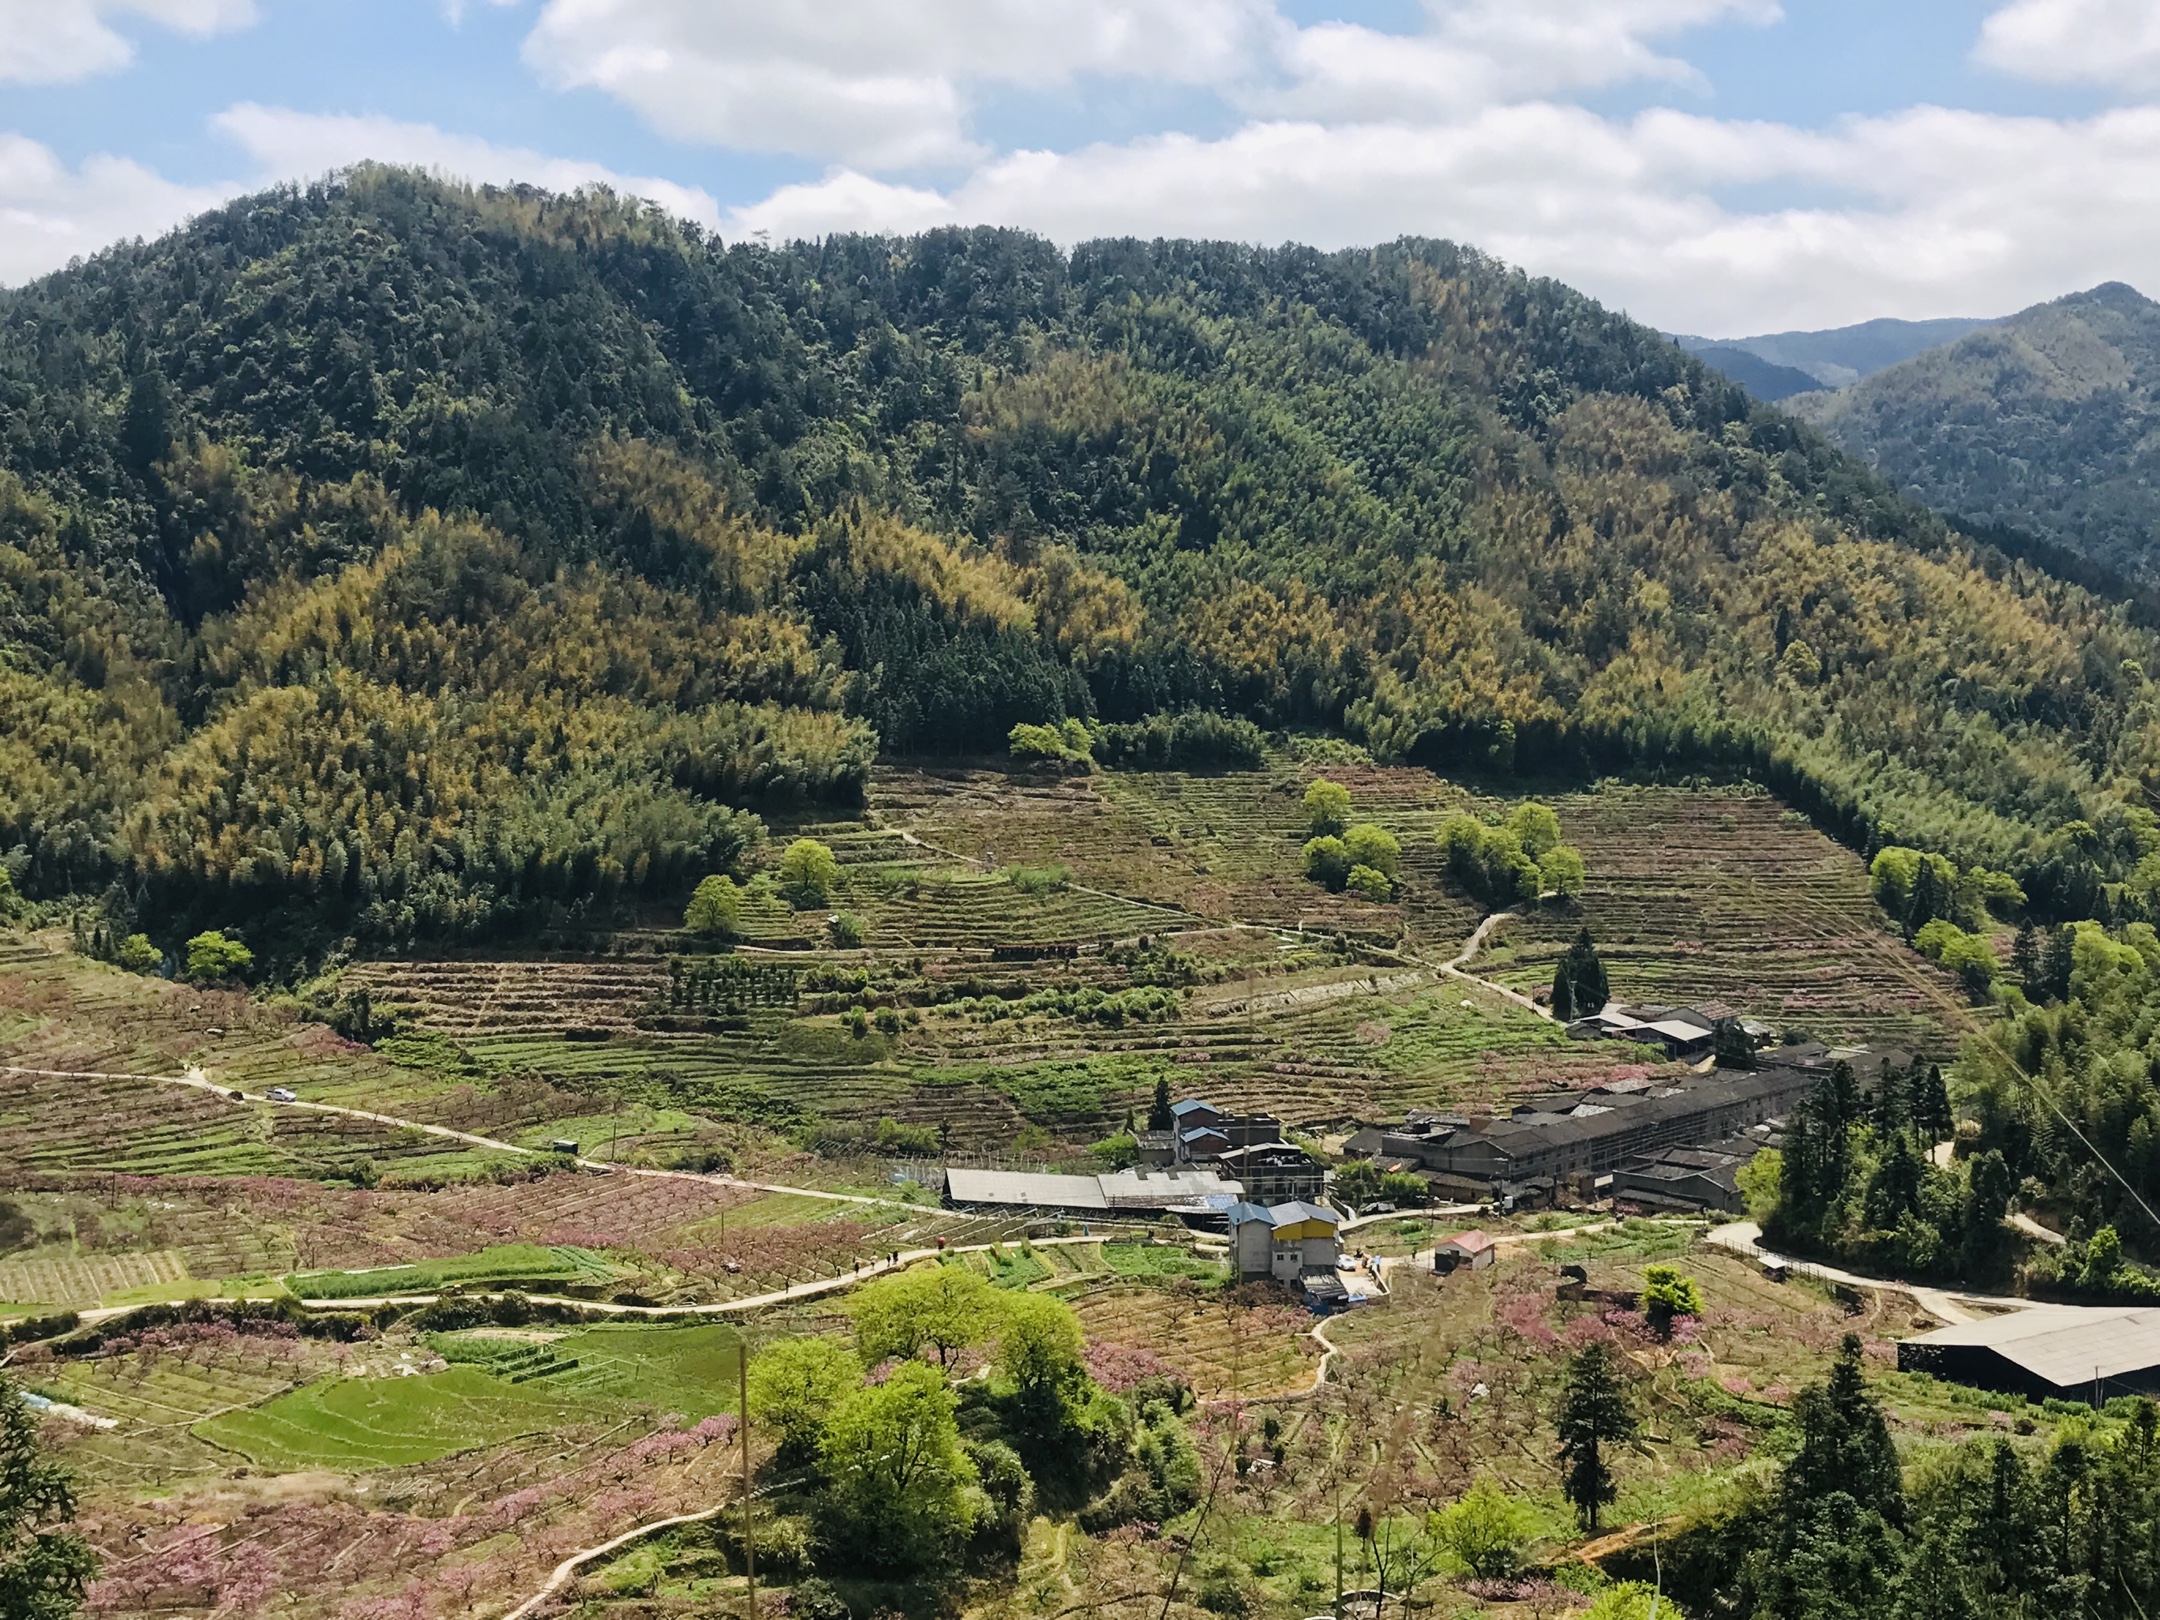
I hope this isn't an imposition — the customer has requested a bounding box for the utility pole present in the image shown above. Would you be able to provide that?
[740,1347,755,1620]
[1334,1472,1344,1617]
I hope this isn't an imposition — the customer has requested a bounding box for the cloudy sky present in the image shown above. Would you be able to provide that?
[1,0,2155,334]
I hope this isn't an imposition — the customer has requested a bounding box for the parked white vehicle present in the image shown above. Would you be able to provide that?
[264,1086,297,1102]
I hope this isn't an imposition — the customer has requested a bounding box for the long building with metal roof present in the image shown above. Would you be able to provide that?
[1898,1305,2160,1405]
[944,1166,1241,1214]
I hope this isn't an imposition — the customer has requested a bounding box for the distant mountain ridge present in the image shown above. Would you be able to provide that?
[1791,282,2160,582]
[1673,315,2000,400]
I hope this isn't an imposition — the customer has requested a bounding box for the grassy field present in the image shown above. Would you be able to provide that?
[197,1365,612,1471]
[286,1242,616,1299]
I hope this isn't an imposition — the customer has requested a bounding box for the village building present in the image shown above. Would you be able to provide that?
[1226,1200,1341,1283]
[944,1165,1241,1214]
[1898,1305,2160,1405]
[1433,1230,1498,1273]
[1343,1045,1901,1206]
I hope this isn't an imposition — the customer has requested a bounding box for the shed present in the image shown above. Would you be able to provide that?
[1898,1306,2160,1405]
[1434,1230,1498,1274]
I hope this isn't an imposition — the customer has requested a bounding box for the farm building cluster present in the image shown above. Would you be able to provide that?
[1345,1043,1909,1213]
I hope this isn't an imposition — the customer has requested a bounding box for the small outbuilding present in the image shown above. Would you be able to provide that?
[1434,1230,1498,1274]
[1898,1305,2160,1405]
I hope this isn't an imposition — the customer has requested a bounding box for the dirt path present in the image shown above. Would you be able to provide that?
[0,1062,927,1213]
[1704,1220,2058,1326]
[1432,910,1548,1018]
[32,1232,1132,1335]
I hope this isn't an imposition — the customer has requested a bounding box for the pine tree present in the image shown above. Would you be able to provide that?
[0,1376,97,1617]
[1905,857,1943,937]
[1148,1076,1174,1132]
[1781,1334,1904,1524]
[2012,921,2040,988]
[1551,928,1607,1022]
[1556,1342,1636,1531]
[1917,1063,1953,1142]
[2042,925,2078,1003]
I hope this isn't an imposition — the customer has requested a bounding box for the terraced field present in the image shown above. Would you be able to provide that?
[198,1366,613,1471]
[1474,786,1980,1052]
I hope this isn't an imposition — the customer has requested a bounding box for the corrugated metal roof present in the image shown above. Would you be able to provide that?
[945,1169,1109,1210]
[1904,1306,2160,1388]
[1266,1200,1339,1229]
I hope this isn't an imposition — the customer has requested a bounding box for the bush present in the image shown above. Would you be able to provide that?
[1304,836,1351,888]
[1539,843,1587,899]
[1005,863,1071,894]
[830,911,865,948]
[777,839,839,906]
[1008,719,1093,768]
[184,930,253,982]
[1438,814,1540,908]
[1643,1264,1704,1336]
[1432,1477,1539,1578]
[116,933,162,973]
[684,874,742,937]
[1342,822,1401,878]
[1303,778,1352,836]
[1090,711,1266,770]
[1345,863,1391,902]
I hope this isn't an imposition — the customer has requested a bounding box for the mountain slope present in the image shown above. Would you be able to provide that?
[0,167,2154,963]
[1676,342,1825,401]
[1794,283,2160,581]
[1676,315,1997,389]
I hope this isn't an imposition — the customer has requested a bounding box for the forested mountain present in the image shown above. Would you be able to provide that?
[1677,315,1996,391]
[1796,283,2160,583]
[2,166,2157,961]
[1669,342,1823,402]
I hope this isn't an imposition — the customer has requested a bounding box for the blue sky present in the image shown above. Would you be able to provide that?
[4,0,2158,333]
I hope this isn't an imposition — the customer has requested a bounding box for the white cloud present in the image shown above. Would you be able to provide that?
[1265,0,1778,121]
[0,133,232,281]
[727,101,2160,335]
[1977,0,2160,88]
[0,0,256,85]
[521,0,1279,169]
[0,106,730,286]
[210,104,724,228]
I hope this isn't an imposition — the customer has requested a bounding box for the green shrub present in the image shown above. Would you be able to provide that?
[1304,835,1351,888]
[1345,863,1391,902]
[778,839,839,906]
[1342,822,1401,878]
[1432,1477,1539,1578]
[116,933,162,972]
[1303,778,1352,836]
[684,874,742,937]
[185,930,253,983]
[830,911,866,948]
[1005,863,1071,894]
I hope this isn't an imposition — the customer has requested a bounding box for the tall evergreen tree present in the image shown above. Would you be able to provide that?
[0,1377,97,1620]
[1557,1342,1637,1531]
[1783,1335,1904,1524]
[2012,921,2041,989]
[1906,857,1944,937]
[1916,1063,1954,1142]
[1551,928,1608,1023]
[1148,1076,1174,1133]
[2043,925,2079,1004]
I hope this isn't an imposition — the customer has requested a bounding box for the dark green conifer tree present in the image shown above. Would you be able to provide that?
[1556,1341,1636,1531]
